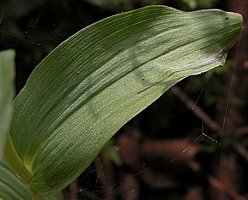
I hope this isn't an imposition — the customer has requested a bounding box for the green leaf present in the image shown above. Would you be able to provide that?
[4,134,53,200]
[0,50,15,157]
[0,160,32,200]
[9,5,243,196]
[0,50,32,200]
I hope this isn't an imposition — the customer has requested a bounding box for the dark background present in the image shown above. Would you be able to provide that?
[1,0,248,199]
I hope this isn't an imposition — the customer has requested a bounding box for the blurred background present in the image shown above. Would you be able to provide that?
[0,0,248,199]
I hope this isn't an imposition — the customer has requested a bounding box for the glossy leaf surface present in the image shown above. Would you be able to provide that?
[9,5,243,195]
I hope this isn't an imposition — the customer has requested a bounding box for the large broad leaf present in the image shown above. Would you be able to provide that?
[8,5,243,197]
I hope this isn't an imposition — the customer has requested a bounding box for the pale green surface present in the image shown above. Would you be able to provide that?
[0,50,32,200]
[0,50,15,157]
[9,5,243,195]
[0,160,32,200]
